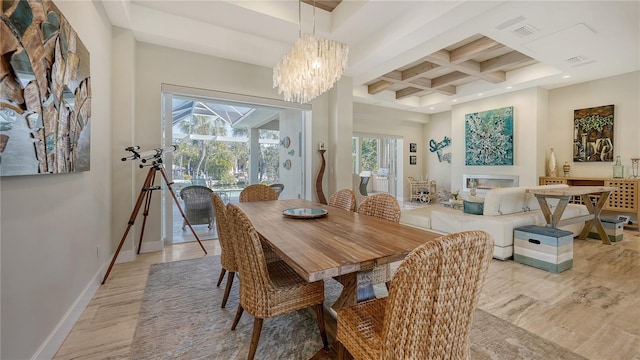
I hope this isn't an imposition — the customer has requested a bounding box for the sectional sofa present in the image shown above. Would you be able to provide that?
[400,184,589,260]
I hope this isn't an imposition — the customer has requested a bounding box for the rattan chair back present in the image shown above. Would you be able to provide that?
[336,230,494,360]
[212,192,236,272]
[239,184,279,202]
[355,193,400,284]
[212,192,238,308]
[329,189,356,212]
[357,193,401,223]
[227,203,328,359]
[226,204,272,316]
[383,230,493,358]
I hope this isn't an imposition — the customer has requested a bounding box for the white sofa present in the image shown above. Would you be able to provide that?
[402,184,589,260]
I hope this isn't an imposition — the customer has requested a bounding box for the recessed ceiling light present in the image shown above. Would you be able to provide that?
[563,75,571,78]
[430,107,435,110]
[477,93,483,96]
[506,86,512,89]
[453,99,457,102]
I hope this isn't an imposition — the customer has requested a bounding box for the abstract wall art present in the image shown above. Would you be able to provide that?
[1,0,91,176]
[573,104,614,162]
[429,136,451,163]
[465,106,513,166]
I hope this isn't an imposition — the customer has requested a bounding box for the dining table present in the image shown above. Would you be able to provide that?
[233,199,441,312]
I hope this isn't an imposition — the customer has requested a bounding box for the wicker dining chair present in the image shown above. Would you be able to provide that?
[357,193,402,284]
[357,193,401,222]
[238,183,281,263]
[211,192,237,308]
[227,204,328,360]
[180,185,214,230]
[329,189,356,212]
[336,230,494,360]
[239,184,279,202]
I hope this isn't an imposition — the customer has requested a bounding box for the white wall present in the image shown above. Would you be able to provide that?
[352,103,429,201]
[427,71,639,199]
[425,111,452,191]
[0,1,113,359]
[548,71,640,178]
[450,87,547,191]
[328,77,355,196]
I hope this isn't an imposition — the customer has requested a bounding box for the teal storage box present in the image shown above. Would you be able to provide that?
[514,225,573,273]
[587,217,623,242]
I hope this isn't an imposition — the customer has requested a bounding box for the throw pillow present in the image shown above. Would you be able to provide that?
[463,200,484,215]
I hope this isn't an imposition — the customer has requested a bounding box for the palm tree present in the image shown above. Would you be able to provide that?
[178,114,227,177]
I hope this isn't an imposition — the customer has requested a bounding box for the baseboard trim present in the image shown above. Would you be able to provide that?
[31,264,105,360]
[140,239,163,253]
[31,241,149,360]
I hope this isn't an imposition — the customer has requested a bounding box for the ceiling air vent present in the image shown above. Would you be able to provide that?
[512,24,538,37]
[566,55,588,65]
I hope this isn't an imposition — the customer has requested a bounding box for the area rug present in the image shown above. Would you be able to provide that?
[131,256,586,360]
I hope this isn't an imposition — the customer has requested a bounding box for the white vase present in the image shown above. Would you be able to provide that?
[548,148,557,177]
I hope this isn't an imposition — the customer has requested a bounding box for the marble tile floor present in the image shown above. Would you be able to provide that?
[53,230,640,360]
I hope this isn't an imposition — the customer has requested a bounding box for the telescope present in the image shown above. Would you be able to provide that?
[121,145,179,162]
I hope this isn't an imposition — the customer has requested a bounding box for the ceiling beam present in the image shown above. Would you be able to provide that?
[368,80,393,94]
[380,70,402,82]
[431,71,469,88]
[480,51,533,73]
[401,61,440,82]
[433,85,456,96]
[408,77,432,89]
[396,87,422,99]
[450,36,503,64]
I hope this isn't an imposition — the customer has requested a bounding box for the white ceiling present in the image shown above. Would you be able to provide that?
[101,0,640,114]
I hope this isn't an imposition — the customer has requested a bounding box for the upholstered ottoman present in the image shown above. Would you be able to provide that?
[513,225,573,273]
[588,218,624,242]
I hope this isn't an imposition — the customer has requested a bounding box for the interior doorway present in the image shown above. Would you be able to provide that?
[352,133,402,199]
[161,90,309,244]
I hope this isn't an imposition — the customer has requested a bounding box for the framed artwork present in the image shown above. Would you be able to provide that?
[573,104,614,162]
[409,155,417,165]
[409,143,417,153]
[0,0,91,176]
[465,106,514,166]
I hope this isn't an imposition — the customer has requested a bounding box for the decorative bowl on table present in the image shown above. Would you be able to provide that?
[282,208,328,219]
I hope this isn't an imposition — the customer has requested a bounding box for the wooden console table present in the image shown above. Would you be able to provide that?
[527,186,616,245]
[540,176,639,230]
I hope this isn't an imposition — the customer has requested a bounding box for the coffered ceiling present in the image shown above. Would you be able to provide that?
[367,34,537,100]
[102,1,640,115]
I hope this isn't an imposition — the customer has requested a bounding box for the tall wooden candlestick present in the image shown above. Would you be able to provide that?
[316,149,327,204]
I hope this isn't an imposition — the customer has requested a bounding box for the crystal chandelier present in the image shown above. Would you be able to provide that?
[273,0,348,104]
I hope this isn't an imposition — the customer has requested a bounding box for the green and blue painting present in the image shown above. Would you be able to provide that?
[465,106,514,166]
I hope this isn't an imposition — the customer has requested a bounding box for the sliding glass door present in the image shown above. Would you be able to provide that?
[162,91,308,244]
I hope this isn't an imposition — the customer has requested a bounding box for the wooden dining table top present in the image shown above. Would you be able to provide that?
[233,199,440,282]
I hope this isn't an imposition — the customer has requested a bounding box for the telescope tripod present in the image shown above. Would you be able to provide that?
[102,161,207,284]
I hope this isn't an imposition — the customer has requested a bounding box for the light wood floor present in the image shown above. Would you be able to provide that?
[53,230,640,360]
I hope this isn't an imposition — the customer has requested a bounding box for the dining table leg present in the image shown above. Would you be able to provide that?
[331,271,376,312]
